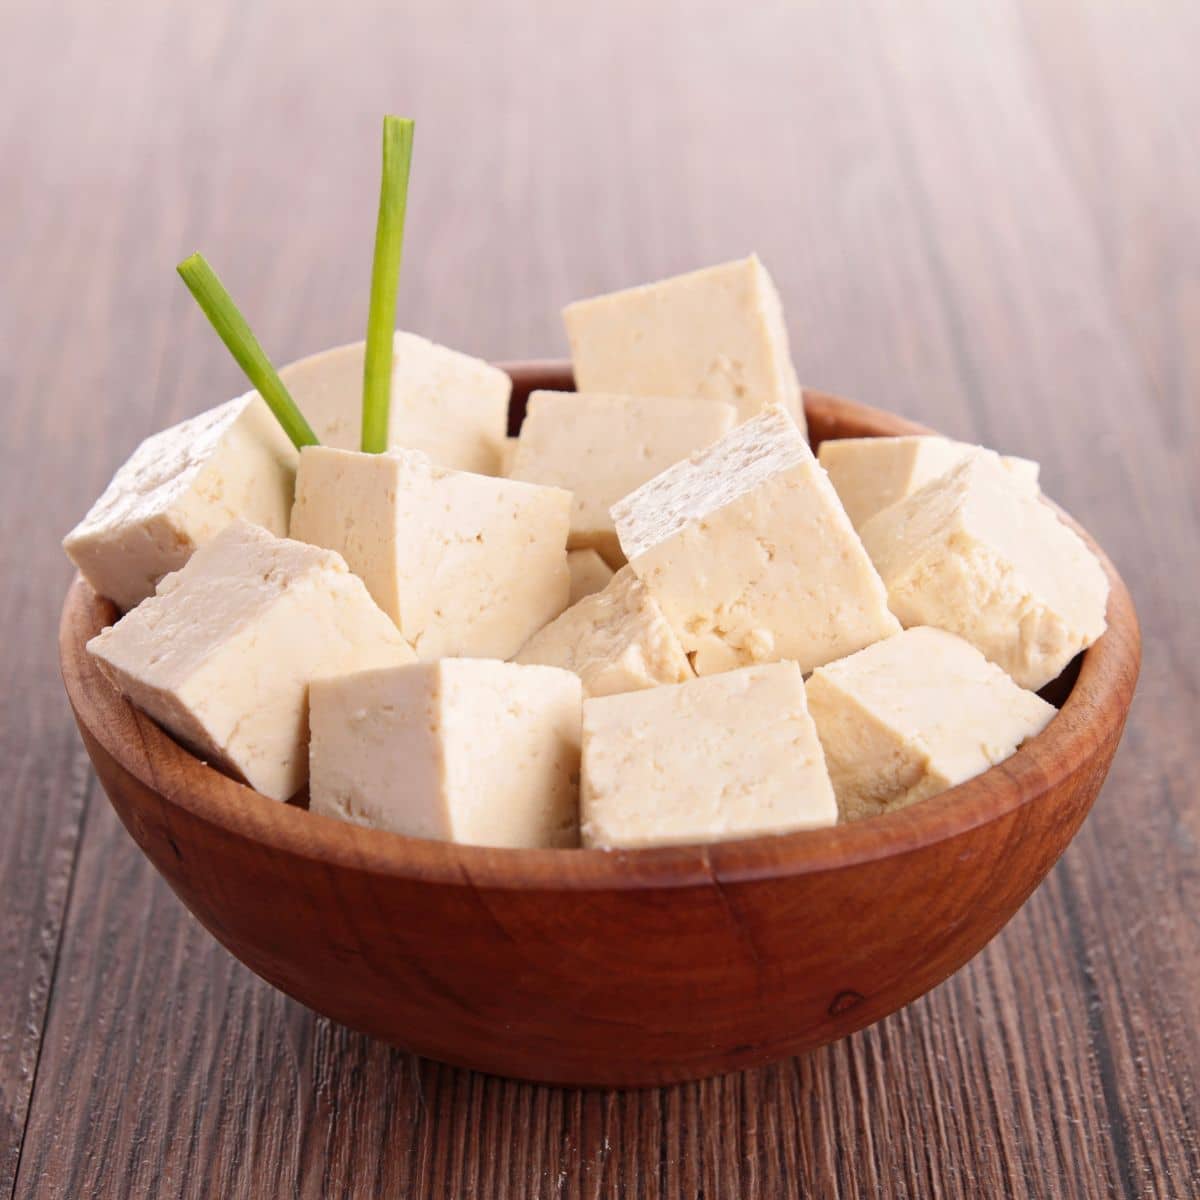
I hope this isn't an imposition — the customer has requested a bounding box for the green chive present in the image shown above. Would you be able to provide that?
[361,116,415,453]
[176,252,319,450]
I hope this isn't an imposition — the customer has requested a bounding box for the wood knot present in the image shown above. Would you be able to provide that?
[828,990,866,1016]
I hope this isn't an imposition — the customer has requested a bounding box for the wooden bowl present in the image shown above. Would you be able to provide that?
[59,362,1140,1087]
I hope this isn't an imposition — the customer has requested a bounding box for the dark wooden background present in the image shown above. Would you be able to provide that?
[3,0,1196,1195]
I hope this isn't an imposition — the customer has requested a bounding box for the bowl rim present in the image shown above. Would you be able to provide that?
[59,362,1141,892]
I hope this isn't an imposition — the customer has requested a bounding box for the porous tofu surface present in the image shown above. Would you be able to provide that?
[859,453,1108,690]
[63,394,297,611]
[508,391,737,566]
[515,566,693,697]
[612,405,900,675]
[818,435,1040,528]
[563,255,805,434]
[580,662,837,849]
[806,627,1056,821]
[86,520,414,801]
[290,446,571,660]
[279,332,511,474]
[309,659,582,848]
[566,548,615,604]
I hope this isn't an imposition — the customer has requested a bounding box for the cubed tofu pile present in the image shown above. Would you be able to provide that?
[65,255,1108,850]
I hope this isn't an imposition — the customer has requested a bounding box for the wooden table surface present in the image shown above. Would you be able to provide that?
[3,0,1197,1195]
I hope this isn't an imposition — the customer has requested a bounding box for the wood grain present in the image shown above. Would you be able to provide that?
[2,0,1196,1194]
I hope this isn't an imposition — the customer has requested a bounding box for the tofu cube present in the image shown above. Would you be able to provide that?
[87,520,415,801]
[508,391,737,566]
[310,659,582,848]
[290,447,571,660]
[563,255,805,435]
[63,394,297,611]
[581,662,837,849]
[566,548,615,604]
[499,435,520,476]
[279,332,511,474]
[515,566,693,697]
[859,453,1109,690]
[612,405,900,676]
[818,435,1040,528]
[806,627,1056,821]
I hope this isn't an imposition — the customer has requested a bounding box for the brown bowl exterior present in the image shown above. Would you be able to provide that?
[59,365,1141,1087]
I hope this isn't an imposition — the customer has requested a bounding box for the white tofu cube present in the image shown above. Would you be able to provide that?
[508,391,737,566]
[309,659,582,848]
[63,394,297,611]
[859,453,1109,690]
[566,548,614,604]
[499,435,520,476]
[87,520,415,801]
[806,627,1056,821]
[818,435,1040,528]
[279,332,511,474]
[290,447,571,660]
[515,566,693,697]
[581,662,837,849]
[612,405,900,676]
[563,255,805,435]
